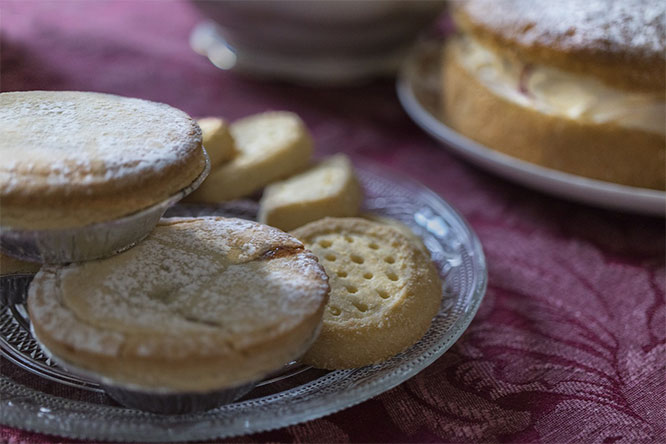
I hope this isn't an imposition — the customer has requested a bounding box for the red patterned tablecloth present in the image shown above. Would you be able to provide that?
[1,1,664,443]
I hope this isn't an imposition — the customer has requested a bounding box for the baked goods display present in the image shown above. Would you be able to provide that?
[188,111,313,202]
[28,217,329,392]
[0,91,207,230]
[1,95,445,413]
[258,154,363,231]
[292,217,442,369]
[442,0,665,190]
[197,117,237,168]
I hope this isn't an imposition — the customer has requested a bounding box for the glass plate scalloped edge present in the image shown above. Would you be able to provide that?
[396,37,666,216]
[0,164,487,442]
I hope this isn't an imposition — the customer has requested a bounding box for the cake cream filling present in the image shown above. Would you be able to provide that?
[454,37,666,136]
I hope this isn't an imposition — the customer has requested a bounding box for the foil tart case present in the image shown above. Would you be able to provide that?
[31,320,322,415]
[0,152,210,264]
[23,266,322,415]
[31,330,256,415]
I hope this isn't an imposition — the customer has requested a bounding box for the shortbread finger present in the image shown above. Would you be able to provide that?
[197,117,237,168]
[292,217,442,369]
[188,112,313,202]
[259,154,362,231]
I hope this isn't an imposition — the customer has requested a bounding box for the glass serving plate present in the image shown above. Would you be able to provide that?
[0,165,486,442]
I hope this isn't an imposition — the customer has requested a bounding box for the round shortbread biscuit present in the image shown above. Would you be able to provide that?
[292,217,442,369]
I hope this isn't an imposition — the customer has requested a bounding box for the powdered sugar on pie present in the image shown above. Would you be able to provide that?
[27,217,329,390]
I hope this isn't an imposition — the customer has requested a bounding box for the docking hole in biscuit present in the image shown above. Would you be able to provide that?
[346,285,358,294]
[330,306,341,316]
[344,235,354,243]
[369,242,379,250]
[363,272,373,279]
[384,256,395,264]
[377,289,390,299]
[352,301,368,312]
[337,270,348,277]
[325,254,336,261]
[319,240,332,248]
[350,255,364,264]
[387,272,399,282]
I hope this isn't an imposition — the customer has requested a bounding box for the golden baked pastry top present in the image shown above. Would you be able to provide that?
[0,91,206,229]
[27,217,329,391]
[454,0,666,92]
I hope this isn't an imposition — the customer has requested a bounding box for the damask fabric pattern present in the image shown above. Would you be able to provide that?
[1,1,664,443]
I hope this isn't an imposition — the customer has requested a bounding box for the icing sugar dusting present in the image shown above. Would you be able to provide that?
[30,217,328,357]
[463,0,666,58]
[28,269,124,355]
[0,91,200,190]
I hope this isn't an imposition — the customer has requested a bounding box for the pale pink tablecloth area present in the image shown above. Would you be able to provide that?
[1,1,664,443]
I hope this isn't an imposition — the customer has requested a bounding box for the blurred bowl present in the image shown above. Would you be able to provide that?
[190,0,447,85]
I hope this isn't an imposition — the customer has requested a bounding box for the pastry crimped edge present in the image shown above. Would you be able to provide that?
[27,217,330,392]
[30,287,324,392]
[0,91,207,230]
[452,0,666,92]
[441,43,666,190]
[293,217,442,370]
[0,157,206,230]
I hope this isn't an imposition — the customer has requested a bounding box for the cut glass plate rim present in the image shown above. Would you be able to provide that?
[0,164,487,442]
[396,37,666,217]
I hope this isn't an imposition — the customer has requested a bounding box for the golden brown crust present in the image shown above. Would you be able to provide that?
[0,253,41,275]
[453,0,666,92]
[27,217,329,391]
[0,158,206,230]
[197,117,237,169]
[361,214,429,257]
[0,91,207,230]
[442,44,666,190]
[293,217,442,369]
[32,299,324,391]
